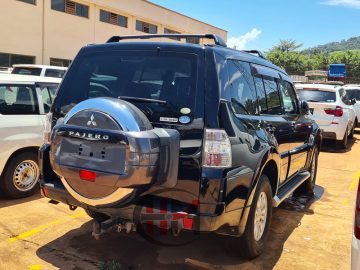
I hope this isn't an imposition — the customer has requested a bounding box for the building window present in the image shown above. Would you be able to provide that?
[50,58,72,67]
[51,0,89,18]
[186,37,200,44]
[100,10,127,28]
[136,20,157,34]
[164,28,181,41]
[0,52,35,68]
[17,0,36,5]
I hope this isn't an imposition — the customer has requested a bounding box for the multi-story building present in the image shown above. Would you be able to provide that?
[0,0,227,67]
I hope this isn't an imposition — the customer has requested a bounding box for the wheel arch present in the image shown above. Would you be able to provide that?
[0,146,39,177]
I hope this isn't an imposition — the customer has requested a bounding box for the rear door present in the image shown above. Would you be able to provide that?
[0,83,43,172]
[279,80,310,176]
[253,70,292,184]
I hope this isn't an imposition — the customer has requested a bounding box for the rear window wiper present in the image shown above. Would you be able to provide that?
[118,96,167,104]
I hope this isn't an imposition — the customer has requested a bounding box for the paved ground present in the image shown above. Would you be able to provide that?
[0,131,359,270]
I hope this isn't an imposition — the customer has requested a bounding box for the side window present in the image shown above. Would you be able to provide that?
[225,60,257,115]
[0,85,39,115]
[254,76,267,114]
[45,69,66,78]
[263,77,282,115]
[279,80,298,114]
[41,88,52,113]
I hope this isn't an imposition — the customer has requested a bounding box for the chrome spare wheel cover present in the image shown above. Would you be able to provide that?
[13,160,39,192]
[254,191,268,241]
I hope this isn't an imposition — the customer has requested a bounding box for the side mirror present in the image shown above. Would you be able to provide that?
[351,98,357,105]
[300,100,310,115]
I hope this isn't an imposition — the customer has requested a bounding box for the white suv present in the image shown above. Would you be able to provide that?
[295,83,356,148]
[12,64,67,78]
[344,85,360,127]
[0,74,61,198]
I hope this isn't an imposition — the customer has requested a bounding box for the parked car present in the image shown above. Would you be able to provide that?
[12,64,67,78]
[0,74,61,198]
[295,83,356,148]
[344,84,360,127]
[352,178,360,270]
[39,34,321,259]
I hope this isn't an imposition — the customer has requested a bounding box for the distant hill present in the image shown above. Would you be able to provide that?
[304,36,360,54]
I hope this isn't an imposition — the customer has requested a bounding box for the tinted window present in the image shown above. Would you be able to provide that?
[45,69,66,78]
[263,77,282,115]
[254,76,267,114]
[347,89,360,101]
[40,84,58,113]
[0,84,38,114]
[225,60,257,115]
[51,0,65,12]
[297,90,336,103]
[279,80,298,114]
[12,67,42,76]
[56,51,198,123]
[17,0,36,5]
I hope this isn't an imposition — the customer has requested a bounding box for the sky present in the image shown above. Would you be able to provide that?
[149,0,360,51]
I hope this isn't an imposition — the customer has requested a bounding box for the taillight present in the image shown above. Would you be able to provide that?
[79,170,97,182]
[324,106,343,117]
[203,129,232,168]
[355,179,360,239]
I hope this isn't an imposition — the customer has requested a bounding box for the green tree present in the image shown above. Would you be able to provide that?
[271,39,303,53]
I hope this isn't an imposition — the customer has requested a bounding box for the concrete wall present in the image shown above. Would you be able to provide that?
[0,0,227,66]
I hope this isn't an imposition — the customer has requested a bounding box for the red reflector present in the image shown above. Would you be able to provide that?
[79,170,96,182]
[41,186,49,198]
[183,217,193,230]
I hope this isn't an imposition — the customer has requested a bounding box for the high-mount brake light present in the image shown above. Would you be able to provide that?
[203,129,232,168]
[324,106,343,117]
[79,170,97,182]
[354,179,360,239]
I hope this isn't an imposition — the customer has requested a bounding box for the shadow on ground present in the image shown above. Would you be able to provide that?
[36,187,323,270]
[320,135,359,153]
[0,192,41,208]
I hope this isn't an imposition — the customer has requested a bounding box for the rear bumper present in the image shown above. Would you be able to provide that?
[320,121,347,141]
[40,182,245,235]
[352,234,360,270]
[40,144,246,236]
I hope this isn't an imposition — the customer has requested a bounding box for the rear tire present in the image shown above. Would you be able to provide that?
[0,152,39,198]
[337,127,348,149]
[85,209,109,222]
[235,174,272,259]
[294,145,318,195]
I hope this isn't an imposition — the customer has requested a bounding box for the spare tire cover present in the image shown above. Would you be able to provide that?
[53,97,154,207]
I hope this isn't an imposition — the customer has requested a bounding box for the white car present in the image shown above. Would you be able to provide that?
[295,83,356,148]
[352,179,360,270]
[12,64,67,78]
[0,74,61,198]
[344,85,360,127]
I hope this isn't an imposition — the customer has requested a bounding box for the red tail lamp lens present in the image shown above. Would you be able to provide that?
[355,179,360,239]
[79,170,96,182]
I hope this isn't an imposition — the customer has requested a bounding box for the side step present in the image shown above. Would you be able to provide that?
[273,171,311,207]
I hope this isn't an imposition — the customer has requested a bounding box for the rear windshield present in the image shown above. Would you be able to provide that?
[44,69,66,78]
[297,90,336,103]
[55,50,198,123]
[346,89,360,101]
[12,67,42,76]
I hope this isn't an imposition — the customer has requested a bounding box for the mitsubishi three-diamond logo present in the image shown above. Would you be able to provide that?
[87,114,97,126]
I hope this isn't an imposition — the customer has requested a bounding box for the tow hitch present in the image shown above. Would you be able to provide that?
[92,218,136,240]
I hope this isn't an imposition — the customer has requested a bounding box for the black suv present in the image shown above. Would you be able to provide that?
[40,34,321,259]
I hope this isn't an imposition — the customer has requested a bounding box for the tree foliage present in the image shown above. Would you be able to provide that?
[266,40,360,80]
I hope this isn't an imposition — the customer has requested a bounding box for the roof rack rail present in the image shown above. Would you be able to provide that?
[241,50,266,60]
[106,34,227,47]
